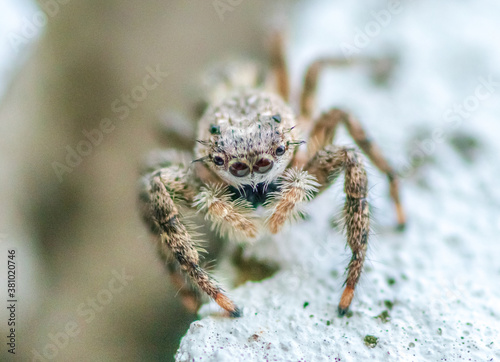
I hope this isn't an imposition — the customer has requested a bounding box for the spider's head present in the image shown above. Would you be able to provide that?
[195,91,302,188]
[204,120,294,187]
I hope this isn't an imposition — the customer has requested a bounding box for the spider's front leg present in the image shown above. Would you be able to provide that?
[305,145,370,316]
[140,166,241,317]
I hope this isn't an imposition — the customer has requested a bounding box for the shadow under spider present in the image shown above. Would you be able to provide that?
[231,245,280,287]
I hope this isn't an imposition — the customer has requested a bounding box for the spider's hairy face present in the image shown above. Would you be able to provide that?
[195,91,300,188]
[206,120,293,187]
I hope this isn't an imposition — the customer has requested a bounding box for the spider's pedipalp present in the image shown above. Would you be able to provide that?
[265,168,320,234]
[194,184,258,241]
[305,146,369,316]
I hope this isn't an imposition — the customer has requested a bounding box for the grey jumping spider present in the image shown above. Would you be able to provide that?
[139,35,405,318]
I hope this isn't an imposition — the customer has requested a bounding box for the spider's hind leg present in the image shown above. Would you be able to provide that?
[156,112,196,151]
[269,31,290,102]
[300,56,396,121]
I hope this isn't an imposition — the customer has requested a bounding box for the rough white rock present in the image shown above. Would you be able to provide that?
[177,1,500,360]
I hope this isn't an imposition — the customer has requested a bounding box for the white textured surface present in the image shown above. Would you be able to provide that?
[176,1,500,361]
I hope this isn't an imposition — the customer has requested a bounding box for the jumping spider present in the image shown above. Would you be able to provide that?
[139,35,405,318]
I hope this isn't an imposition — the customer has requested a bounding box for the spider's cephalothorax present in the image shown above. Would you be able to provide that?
[195,90,299,189]
[139,34,406,318]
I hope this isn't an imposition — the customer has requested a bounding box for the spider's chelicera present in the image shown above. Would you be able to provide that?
[139,35,406,318]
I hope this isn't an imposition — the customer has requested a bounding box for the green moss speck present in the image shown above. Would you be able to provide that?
[364,335,378,348]
[437,328,442,335]
[384,300,394,310]
[387,277,396,286]
[326,321,331,326]
[303,302,309,309]
[376,310,391,323]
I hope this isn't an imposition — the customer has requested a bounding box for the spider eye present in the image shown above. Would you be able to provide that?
[254,157,273,174]
[275,145,286,156]
[229,162,250,177]
[209,124,220,135]
[213,156,224,166]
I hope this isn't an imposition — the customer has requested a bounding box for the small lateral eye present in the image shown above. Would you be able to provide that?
[213,156,224,166]
[275,145,286,156]
[209,124,221,135]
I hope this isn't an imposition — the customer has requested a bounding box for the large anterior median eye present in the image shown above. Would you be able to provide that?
[254,157,273,174]
[229,162,250,177]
